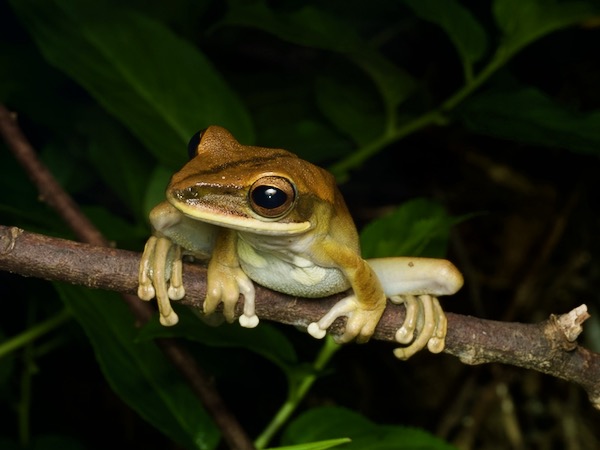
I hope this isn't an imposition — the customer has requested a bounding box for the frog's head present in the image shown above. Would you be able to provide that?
[167,126,338,236]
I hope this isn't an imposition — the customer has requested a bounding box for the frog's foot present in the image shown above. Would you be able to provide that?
[204,262,259,328]
[138,235,185,326]
[390,294,447,360]
[307,294,386,344]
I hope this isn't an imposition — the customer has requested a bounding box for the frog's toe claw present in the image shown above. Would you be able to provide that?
[395,327,413,344]
[427,297,447,353]
[307,322,327,339]
[391,295,418,344]
[138,284,155,301]
[238,278,257,328]
[168,285,185,300]
[427,337,445,354]
[239,314,259,328]
[159,310,179,326]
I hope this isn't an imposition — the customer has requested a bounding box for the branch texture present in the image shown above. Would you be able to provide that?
[1,225,599,409]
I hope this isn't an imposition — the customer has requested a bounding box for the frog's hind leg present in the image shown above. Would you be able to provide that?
[390,294,447,360]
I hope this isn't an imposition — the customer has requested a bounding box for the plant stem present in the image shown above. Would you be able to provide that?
[440,49,508,112]
[0,309,71,359]
[254,337,340,449]
[17,340,35,447]
[329,48,512,178]
[329,109,442,179]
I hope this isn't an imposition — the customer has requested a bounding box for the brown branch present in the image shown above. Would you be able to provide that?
[0,104,255,450]
[1,225,599,410]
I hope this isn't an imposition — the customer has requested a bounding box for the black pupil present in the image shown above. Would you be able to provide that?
[252,185,287,209]
[187,130,205,160]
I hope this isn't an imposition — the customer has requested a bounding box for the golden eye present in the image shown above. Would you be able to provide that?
[249,176,296,218]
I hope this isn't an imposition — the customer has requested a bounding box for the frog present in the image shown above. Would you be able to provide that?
[138,126,463,359]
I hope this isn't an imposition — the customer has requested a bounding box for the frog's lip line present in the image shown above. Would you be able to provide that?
[172,201,311,235]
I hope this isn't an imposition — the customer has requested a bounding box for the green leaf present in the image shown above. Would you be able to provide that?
[360,198,463,259]
[245,80,352,163]
[493,0,598,58]
[0,328,15,398]
[315,75,385,146]
[403,0,488,79]
[267,438,351,450]
[0,150,62,232]
[85,118,153,220]
[220,0,416,110]
[138,307,298,372]
[81,206,147,244]
[221,0,362,53]
[457,87,600,156]
[10,0,253,169]
[282,406,457,449]
[143,165,174,222]
[55,285,220,450]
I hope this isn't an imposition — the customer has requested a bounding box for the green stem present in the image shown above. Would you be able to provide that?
[330,48,512,178]
[254,337,340,449]
[0,309,71,359]
[440,49,508,112]
[18,341,34,447]
[329,109,443,179]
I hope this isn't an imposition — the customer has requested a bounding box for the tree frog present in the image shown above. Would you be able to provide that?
[138,126,463,359]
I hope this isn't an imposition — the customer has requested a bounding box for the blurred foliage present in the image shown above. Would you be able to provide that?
[1,0,600,449]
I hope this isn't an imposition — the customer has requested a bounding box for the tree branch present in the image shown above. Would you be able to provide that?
[1,225,599,410]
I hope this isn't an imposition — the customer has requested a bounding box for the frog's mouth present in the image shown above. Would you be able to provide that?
[167,189,311,235]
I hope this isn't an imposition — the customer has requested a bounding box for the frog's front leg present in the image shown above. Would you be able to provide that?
[138,201,216,326]
[138,234,185,326]
[368,257,463,360]
[204,229,258,328]
[307,245,387,344]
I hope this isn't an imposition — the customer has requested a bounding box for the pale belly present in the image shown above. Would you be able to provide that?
[236,238,350,298]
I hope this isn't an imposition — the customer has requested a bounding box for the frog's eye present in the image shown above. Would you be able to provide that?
[249,176,296,219]
[187,129,206,160]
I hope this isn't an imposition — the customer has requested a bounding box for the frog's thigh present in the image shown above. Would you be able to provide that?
[367,256,463,297]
